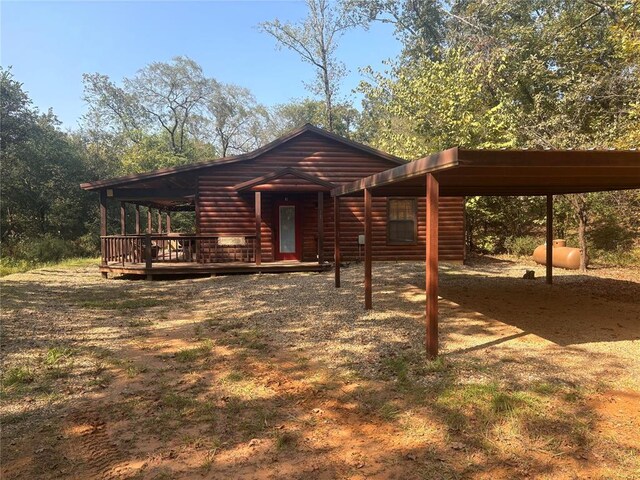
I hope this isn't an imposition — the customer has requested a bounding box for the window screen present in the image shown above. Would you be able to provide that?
[388,198,417,244]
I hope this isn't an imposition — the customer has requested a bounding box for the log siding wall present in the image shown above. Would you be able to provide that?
[197,131,465,262]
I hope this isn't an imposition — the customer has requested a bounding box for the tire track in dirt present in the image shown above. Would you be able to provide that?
[65,410,128,479]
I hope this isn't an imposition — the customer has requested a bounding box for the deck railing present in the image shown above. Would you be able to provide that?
[101,234,256,266]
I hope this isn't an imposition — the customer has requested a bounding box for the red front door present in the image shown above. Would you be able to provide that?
[274,200,302,261]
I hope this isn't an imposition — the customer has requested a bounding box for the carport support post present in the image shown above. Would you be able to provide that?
[364,188,372,310]
[546,194,553,285]
[317,192,324,265]
[426,173,439,359]
[334,196,341,288]
[255,191,262,265]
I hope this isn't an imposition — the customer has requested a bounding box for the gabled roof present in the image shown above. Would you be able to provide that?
[80,124,406,191]
[332,147,640,197]
[234,167,336,192]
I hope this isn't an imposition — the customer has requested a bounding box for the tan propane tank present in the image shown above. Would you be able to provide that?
[532,239,584,270]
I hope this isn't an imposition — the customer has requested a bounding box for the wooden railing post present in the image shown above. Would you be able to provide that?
[120,202,126,235]
[145,234,152,269]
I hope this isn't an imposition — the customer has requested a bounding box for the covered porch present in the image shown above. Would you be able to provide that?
[91,166,333,278]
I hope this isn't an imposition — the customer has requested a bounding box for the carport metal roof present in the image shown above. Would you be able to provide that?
[332,147,640,197]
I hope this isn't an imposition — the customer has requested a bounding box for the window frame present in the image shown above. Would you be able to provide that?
[386,197,418,246]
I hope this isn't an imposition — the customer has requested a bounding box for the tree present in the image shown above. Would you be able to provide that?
[260,0,356,131]
[83,56,209,155]
[1,68,93,245]
[354,0,640,264]
[203,81,270,157]
[270,98,360,138]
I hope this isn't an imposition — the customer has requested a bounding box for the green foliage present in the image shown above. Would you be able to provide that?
[465,196,545,254]
[6,235,86,263]
[120,134,191,174]
[504,236,542,257]
[353,1,639,258]
[271,98,360,138]
[359,49,517,158]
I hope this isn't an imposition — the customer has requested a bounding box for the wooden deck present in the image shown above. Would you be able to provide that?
[100,260,332,277]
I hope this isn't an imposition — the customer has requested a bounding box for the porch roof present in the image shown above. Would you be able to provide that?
[234,167,336,193]
[332,147,640,197]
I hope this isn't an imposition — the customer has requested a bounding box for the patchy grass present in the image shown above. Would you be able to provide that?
[44,346,73,366]
[175,340,213,363]
[0,257,99,277]
[1,366,35,388]
[79,296,163,310]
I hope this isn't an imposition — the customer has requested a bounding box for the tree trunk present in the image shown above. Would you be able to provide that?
[570,194,589,273]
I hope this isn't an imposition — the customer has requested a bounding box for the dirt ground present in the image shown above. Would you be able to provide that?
[1,257,639,479]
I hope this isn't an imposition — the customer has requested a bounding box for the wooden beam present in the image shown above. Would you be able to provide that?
[364,188,372,310]
[255,191,262,265]
[334,196,341,288]
[166,212,171,234]
[317,192,324,265]
[546,194,553,285]
[100,191,107,237]
[147,208,152,234]
[135,204,141,234]
[112,188,193,201]
[426,173,439,359]
[120,202,126,235]
[157,210,162,234]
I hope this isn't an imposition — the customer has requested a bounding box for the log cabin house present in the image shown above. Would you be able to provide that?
[80,124,465,278]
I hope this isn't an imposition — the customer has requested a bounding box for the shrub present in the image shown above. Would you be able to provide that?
[9,235,84,263]
[504,236,542,257]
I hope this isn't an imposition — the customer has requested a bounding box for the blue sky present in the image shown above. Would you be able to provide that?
[1,1,401,129]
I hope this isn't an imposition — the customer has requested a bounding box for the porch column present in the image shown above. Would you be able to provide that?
[100,191,107,269]
[147,208,153,234]
[546,194,553,285]
[135,205,141,235]
[166,212,171,234]
[364,188,372,310]
[317,192,324,265]
[426,173,439,359]
[255,191,262,265]
[120,202,126,235]
[334,196,341,288]
[157,210,162,234]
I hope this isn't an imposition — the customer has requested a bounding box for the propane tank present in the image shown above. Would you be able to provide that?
[532,239,585,270]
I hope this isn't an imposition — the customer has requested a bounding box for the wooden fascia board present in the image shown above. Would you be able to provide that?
[234,167,336,191]
[331,147,460,197]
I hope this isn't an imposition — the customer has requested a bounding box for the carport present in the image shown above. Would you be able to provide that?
[331,147,640,358]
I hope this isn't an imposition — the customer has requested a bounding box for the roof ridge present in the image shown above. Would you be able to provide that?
[80,124,406,191]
